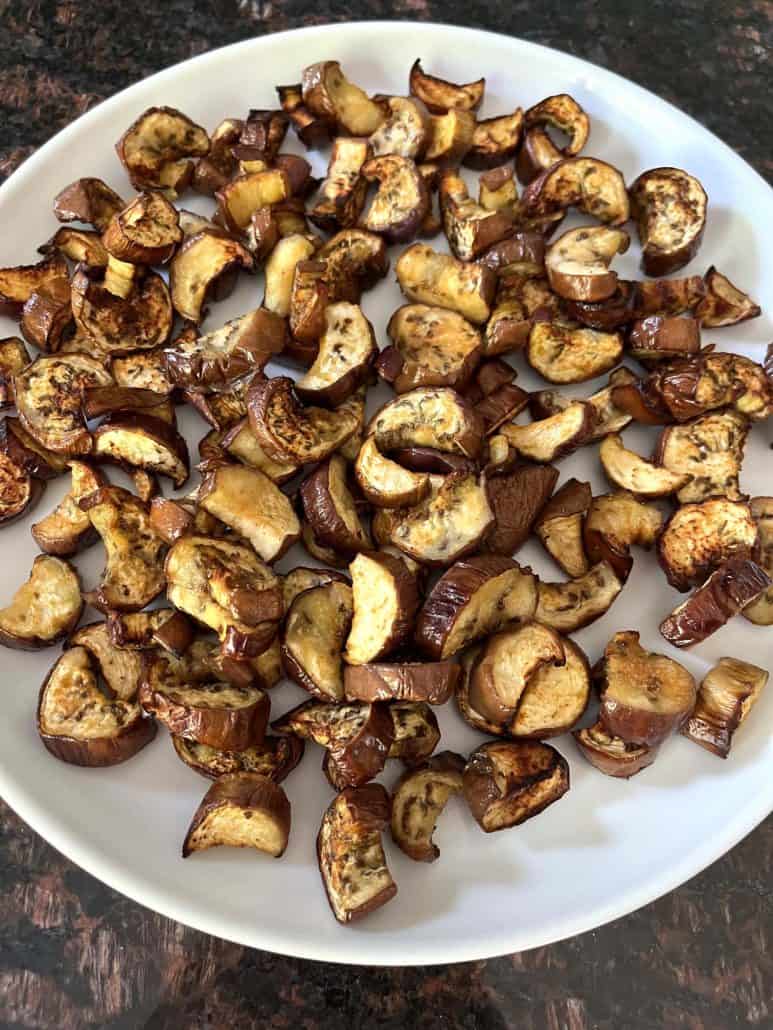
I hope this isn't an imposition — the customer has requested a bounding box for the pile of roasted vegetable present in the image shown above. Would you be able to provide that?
[0,57,770,925]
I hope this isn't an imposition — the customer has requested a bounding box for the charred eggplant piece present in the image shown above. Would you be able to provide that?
[500,402,594,463]
[409,59,484,113]
[276,82,333,149]
[93,413,189,487]
[317,229,389,304]
[302,61,384,135]
[658,499,757,591]
[627,315,701,365]
[112,348,174,396]
[0,338,30,409]
[655,410,748,504]
[295,302,376,408]
[172,734,303,783]
[574,720,659,778]
[0,452,43,526]
[169,230,253,323]
[117,106,209,196]
[534,478,591,577]
[31,460,104,555]
[424,109,476,166]
[219,418,299,483]
[695,266,760,328]
[396,243,496,324]
[20,278,73,353]
[102,190,181,265]
[509,636,591,739]
[464,109,523,170]
[629,167,708,276]
[107,609,193,657]
[354,436,430,510]
[535,560,624,633]
[367,386,484,459]
[743,497,773,625]
[282,580,353,702]
[482,274,556,357]
[680,657,769,758]
[69,621,143,700]
[216,168,291,233]
[528,321,622,384]
[345,661,459,705]
[523,158,629,226]
[361,155,429,243]
[344,551,420,665]
[71,267,172,356]
[518,93,589,182]
[484,462,558,554]
[439,170,514,262]
[631,276,705,318]
[530,368,637,444]
[600,432,691,498]
[310,137,370,231]
[54,177,124,232]
[545,225,629,302]
[389,701,440,766]
[0,555,81,650]
[390,752,465,862]
[182,773,290,858]
[380,304,481,394]
[0,254,68,317]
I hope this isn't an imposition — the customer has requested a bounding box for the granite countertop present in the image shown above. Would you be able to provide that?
[0,2,771,1027]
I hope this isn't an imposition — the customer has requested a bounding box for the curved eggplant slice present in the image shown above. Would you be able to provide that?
[190,117,242,195]
[545,225,629,302]
[390,448,477,477]
[302,61,384,135]
[530,367,638,443]
[216,168,291,233]
[523,158,629,226]
[528,322,623,384]
[344,551,420,665]
[300,455,371,555]
[173,734,303,783]
[534,477,591,577]
[276,82,333,149]
[219,419,299,484]
[0,416,69,479]
[629,167,708,276]
[680,657,769,758]
[484,462,559,554]
[463,108,523,170]
[282,566,349,610]
[656,410,748,505]
[584,490,663,580]
[415,556,537,660]
[367,387,484,459]
[345,661,459,705]
[20,278,73,353]
[287,260,328,349]
[389,701,440,766]
[295,302,377,407]
[71,267,172,356]
[31,460,104,556]
[102,190,182,265]
[743,497,773,626]
[665,352,772,422]
[631,276,705,318]
[658,499,757,592]
[317,783,396,924]
[354,436,430,510]
[182,772,290,858]
[380,304,482,394]
[598,630,697,747]
[165,535,282,658]
[523,94,589,161]
[14,354,113,456]
[695,266,760,328]
[627,315,701,366]
[660,558,770,648]
[117,106,209,196]
[264,233,318,318]
[282,581,353,702]
[574,720,659,778]
[0,337,30,409]
[360,155,429,243]
[0,254,68,317]
[54,177,124,232]
[111,349,174,396]
[600,432,691,498]
[463,740,569,833]
[37,647,156,767]
[0,451,43,526]
[424,108,476,166]
[409,59,484,113]
[68,621,143,700]
[483,275,557,357]
[478,165,519,213]
[478,232,546,280]
[198,463,300,562]
[535,560,624,633]
[509,636,590,739]
[439,171,513,262]
[396,243,496,325]
[93,413,189,487]
[564,280,636,331]
[0,555,82,651]
[317,229,389,304]
[82,385,173,423]
[500,402,594,463]
[169,230,253,324]
[369,96,429,159]
[390,751,465,862]
[81,486,165,613]
[310,137,370,231]
[300,520,350,569]
[106,609,193,657]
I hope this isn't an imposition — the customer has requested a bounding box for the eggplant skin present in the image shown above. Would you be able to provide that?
[328,701,395,788]
[182,772,291,858]
[343,661,460,705]
[485,463,559,555]
[573,722,658,779]
[139,679,270,752]
[38,717,157,768]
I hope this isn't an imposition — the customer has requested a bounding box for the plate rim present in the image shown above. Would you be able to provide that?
[0,19,770,966]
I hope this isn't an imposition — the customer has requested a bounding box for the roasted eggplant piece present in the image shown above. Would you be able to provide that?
[282,580,353,702]
[0,452,43,526]
[482,274,557,357]
[367,386,484,459]
[627,315,701,365]
[535,560,624,633]
[518,93,590,182]
[478,232,546,279]
[599,630,696,747]
[500,402,594,463]
[463,108,523,170]
[523,158,629,226]
[629,167,708,276]
[316,228,389,304]
[345,661,459,705]
[743,497,773,625]
[172,734,303,783]
[102,190,181,265]
[82,385,174,423]
[530,367,638,444]
[380,304,482,394]
[302,61,384,135]
[527,321,623,384]
[534,477,591,577]
[317,783,396,924]
[0,416,69,479]
[390,751,465,862]
[31,460,104,555]
[169,230,253,323]
[216,168,291,233]
[463,740,569,833]
[439,170,513,262]
[478,165,519,212]
[107,608,193,657]
[300,455,371,555]
[574,720,659,778]
[219,418,299,483]
[660,558,771,648]
[409,59,484,113]
[111,348,174,395]
[655,410,748,504]
[509,636,590,739]
[600,432,691,498]
[354,436,430,510]
[0,254,68,317]
[117,106,209,196]
[484,462,559,554]
[69,621,143,700]
[182,773,290,858]
[695,266,760,327]
[165,535,282,658]
[369,95,429,159]
[37,647,156,766]
[680,657,769,758]
[389,701,440,766]
[71,267,172,355]
[396,243,496,324]
[415,556,537,659]
[20,278,73,353]
[0,337,30,409]
[584,490,663,581]
[564,280,636,331]
[287,260,328,349]
[658,499,757,592]
[92,413,189,487]
[54,177,124,232]
[424,109,476,166]
[631,276,706,318]
[263,233,319,318]
[190,117,242,195]
[276,82,333,149]
[545,225,629,301]
[282,566,349,610]
[295,302,376,407]
[300,520,350,568]
[360,154,429,243]
[0,555,82,650]
[309,137,370,230]
[344,551,420,665]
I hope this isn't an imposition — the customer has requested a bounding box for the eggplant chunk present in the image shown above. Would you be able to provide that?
[295,302,377,407]
[659,559,771,648]
[165,536,282,658]
[527,322,623,384]
[0,555,82,651]
[483,275,556,357]
[282,581,353,701]
[182,773,290,858]
[93,413,189,487]
[500,402,594,463]
[468,621,565,726]
[629,167,708,276]
[478,232,546,280]
[584,490,663,581]
[317,229,389,304]
[680,657,769,758]
[31,460,104,556]
[369,96,429,159]
[695,266,760,328]
[655,410,748,504]
[409,59,484,113]
[301,521,350,569]
[424,109,476,166]
[464,109,524,170]
[300,455,371,555]
[289,260,328,346]
[389,701,440,766]
[599,630,696,747]
[216,169,291,233]
[631,276,705,318]
[367,387,484,459]
[415,556,537,659]
[390,752,465,862]
[282,566,350,611]
[345,661,460,705]
[276,82,333,149]
[519,94,589,181]
[317,784,396,924]
[117,105,209,196]
[600,432,691,498]
[54,177,124,232]
[0,452,43,526]
[534,477,591,577]
[198,464,300,563]
[21,278,74,353]
[463,740,569,833]
[0,337,30,409]
[627,315,701,364]
[302,61,384,135]
[439,170,514,262]
[396,243,496,324]
[658,499,757,592]
[264,233,318,318]
[381,304,482,393]
[484,463,559,555]
[361,154,429,243]
[545,225,629,302]
[354,436,430,509]
[530,367,637,443]
[310,138,371,231]
[14,354,113,455]
[574,720,659,778]
[37,647,156,767]
[69,622,143,700]
[71,268,173,356]
[0,254,68,316]
[107,608,194,657]
[216,420,299,484]
[744,497,773,625]
[535,561,624,633]
[511,637,591,739]
[344,552,420,665]
[247,376,360,465]
[172,734,303,783]
[112,349,174,396]
[102,189,181,265]
[170,230,253,323]
[523,158,630,226]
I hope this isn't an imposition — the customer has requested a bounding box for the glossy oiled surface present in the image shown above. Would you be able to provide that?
[0,0,771,1021]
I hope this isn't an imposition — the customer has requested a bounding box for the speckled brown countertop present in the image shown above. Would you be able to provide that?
[0,3,771,1027]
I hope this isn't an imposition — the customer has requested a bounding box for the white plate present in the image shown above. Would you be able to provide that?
[0,21,771,966]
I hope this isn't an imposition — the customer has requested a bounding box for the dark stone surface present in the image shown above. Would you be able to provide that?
[0,2,771,1027]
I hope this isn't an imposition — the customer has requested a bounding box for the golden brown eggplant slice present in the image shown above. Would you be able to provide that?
[389,701,440,766]
[0,254,68,317]
[288,260,328,347]
[295,302,377,407]
[655,410,748,504]
[300,455,371,555]
[439,170,513,262]
[215,168,291,233]
[31,460,104,555]
[396,243,496,324]
[518,93,590,182]
[500,402,594,463]
[172,734,303,782]
[574,720,659,778]
[390,751,465,862]
[629,167,708,276]
[0,452,43,526]
[464,109,524,170]
[263,233,318,317]
[182,773,290,858]
[117,106,210,196]
[93,413,189,487]
[69,621,143,700]
[276,82,333,149]
[369,96,429,159]
[584,490,663,581]
[0,337,30,409]
[527,321,623,383]
[535,560,624,633]
[344,551,420,665]
[380,304,482,394]
[302,61,385,135]
[282,580,353,701]
[317,229,389,303]
[424,109,476,166]
[309,137,371,231]
[345,661,460,706]
[71,267,172,355]
[20,278,74,353]
[360,154,429,243]
[102,190,182,265]
[534,477,591,577]
[658,499,757,591]
[169,230,253,323]
[111,348,174,395]
[695,266,761,327]
[600,432,691,498]
[354,436,430,510]
[409,59,484,113]
[545,225,629,301]
[367,386,484,459]
[627,315,701,365]
[680,657,769,758]
[54,177,124,232]
[0,555,82,650]
[218,418,299,483]
[509,637,591,739]
[523,158,629,226]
